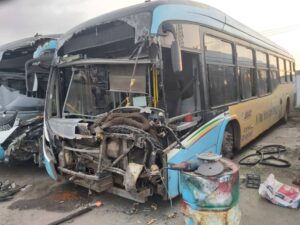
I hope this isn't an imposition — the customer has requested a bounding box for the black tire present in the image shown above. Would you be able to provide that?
[222,124,234,159]
[282,101,290,123]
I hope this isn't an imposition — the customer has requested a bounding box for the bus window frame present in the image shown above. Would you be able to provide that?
[278,58,287,83]
[177,24,295,111]
[255,50,271,97]
[158,20,204,117]
[288,60,293,82]
[268,54,280,92]
[204,33,239,108]
[236,44,256,100]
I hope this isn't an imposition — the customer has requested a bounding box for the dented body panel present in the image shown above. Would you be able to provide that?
[0,35,59,163]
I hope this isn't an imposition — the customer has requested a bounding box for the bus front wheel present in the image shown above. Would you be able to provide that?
[221,124,234,159]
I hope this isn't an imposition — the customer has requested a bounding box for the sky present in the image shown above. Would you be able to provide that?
[1,0,300,68]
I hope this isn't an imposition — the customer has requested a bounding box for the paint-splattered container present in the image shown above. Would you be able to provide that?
[180,158,241,225]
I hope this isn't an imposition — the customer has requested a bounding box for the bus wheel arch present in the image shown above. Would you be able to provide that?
[221,119,241,158]
[283,97,290,123]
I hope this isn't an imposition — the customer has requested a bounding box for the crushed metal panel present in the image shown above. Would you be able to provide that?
[123,163,144,192]
[0,34,60,72]
[0,126,18,144]
[120,12,151,42]
[48,118,82,139]
[56,5,153,56]
[73,175,113,193]
[0,35,60,53]
[0,85,44,112]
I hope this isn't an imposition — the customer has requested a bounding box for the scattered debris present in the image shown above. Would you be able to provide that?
[150,203,157,211]
[259,174,300,209]
[292,178,300,186]
[167,212,177,219]
[123,202,140,215]
[239,145,291,167]
[48,201,103,225]
[146,218,157,225]
[246,174,261,189]
[123,202,159,215]
[0,180,23,201]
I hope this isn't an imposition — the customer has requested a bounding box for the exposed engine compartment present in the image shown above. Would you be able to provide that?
[57,107,179,201]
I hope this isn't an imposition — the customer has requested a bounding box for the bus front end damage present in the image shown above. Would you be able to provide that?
[53,106,171,202]
[0,35,59,163]
[44,57,180,202]
[44,6,205,202]
[0,103,44,163]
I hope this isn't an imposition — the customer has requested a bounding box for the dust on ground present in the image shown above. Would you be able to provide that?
[8,182,89,212]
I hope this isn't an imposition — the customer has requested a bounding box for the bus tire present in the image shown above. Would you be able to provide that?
[221,124,234,159]
[282,99,290,123]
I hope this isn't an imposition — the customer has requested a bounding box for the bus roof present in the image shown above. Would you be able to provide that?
[0,34,60,72]
[57,0,293,60]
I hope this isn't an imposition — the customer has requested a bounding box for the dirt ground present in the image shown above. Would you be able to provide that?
[0,110,300,225]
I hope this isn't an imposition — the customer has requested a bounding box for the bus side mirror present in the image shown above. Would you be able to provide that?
[162,22,183,73]
[171,40,183,72]
[27,73,38,92]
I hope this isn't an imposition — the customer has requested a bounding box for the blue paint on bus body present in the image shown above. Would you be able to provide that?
[0,146,5,161]
[166,114,233,198]
[151,4,225,34]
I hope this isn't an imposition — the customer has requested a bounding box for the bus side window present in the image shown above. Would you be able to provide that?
[269,55,279,90]
[285,60,291,83]
[161,23,201,117]
[236,45,255,99]
[256,51,270,95]
[205,35,237,106]
[288,61,293,82]
[292,62,296,82]
[278,58,286,83]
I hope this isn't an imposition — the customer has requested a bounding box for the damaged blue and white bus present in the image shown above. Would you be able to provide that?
[0,35,59,164]
[43,0,295,202]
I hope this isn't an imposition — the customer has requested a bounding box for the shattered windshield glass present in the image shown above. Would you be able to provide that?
[61,63,148,118]
[57,12,151,58]
[63,66,112,117]
[0,73,26,94]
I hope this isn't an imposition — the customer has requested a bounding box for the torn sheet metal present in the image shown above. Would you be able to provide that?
[33,39,58,59]
[48,118,83,139]
[0,34,60,71]
[119,12,151,42]
[0,126,18,145]
[0,85,44,113]
[57,10,151,57]
[0,35,60,57]
[123,163,144,192]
